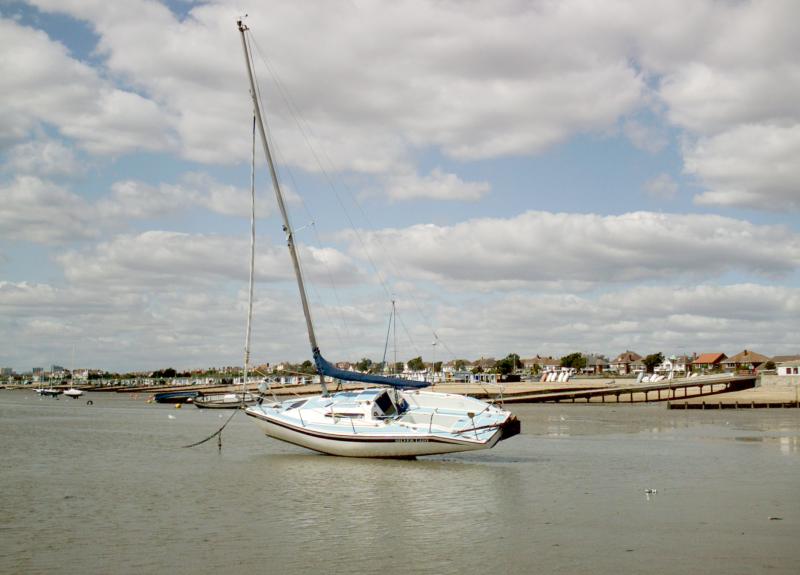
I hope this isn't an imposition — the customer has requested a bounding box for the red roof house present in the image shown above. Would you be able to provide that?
[691,353,727,371]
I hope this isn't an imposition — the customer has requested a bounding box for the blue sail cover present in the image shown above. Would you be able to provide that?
[313,349,429,389]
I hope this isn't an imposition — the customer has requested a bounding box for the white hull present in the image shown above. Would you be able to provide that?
[247,410,503,458]
[194,392,257,409]
[245,389,518,458]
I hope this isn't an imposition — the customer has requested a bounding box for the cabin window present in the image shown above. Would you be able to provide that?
[375,392,396,416]
[289,400,307,410]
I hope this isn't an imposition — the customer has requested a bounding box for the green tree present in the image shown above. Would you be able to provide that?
[642,353,664,374]
[471,365,484,374]
[407,356,425,371]
[764,360,776,370]
[299,360,317,374]
[433,361,442,373]
[356,358,373,372]
[495,353,522,375]
[454,359,467,371]
[560,352,587,370]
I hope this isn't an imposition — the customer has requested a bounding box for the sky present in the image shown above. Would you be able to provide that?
[1,0,798,373]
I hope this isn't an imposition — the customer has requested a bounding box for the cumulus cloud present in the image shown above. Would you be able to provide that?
[429,283,800,359]
[0,279,312,371]
[25,0,645,172]
[637,0,800,208]
[643,173,678,200]
[3,137,84,177]
[5,0,800,371]
[4,275,797,371]
[0,17,173,155]
[623,119,669,154]
[686,123,800,210]
[0,176,96,243]
[14,0,800,210]
[96,173,274,220]
[385,169,490,202]
[345,211,800,287]
[55,231,362,287]
[0,170,277,244]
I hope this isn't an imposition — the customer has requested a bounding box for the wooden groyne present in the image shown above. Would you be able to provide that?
[668,387,800,409]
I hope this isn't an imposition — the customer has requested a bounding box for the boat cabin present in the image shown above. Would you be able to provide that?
[291,389,404,422]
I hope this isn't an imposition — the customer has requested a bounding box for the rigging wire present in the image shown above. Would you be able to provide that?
[249,35,355,352]
[241,112,257,408]
[248,32,339,351]
[269,139,353,352]
[249,35,435,361]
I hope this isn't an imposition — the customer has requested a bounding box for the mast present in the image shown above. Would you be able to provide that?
[237,20,320,356]
[236,20,426,391]
[238,20,329,395]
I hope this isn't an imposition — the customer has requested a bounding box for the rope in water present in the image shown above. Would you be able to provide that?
[182,408,239,449]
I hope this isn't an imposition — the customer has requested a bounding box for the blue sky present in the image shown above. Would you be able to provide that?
[1,0,798,373]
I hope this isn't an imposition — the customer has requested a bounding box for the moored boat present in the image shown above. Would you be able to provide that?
[154,390,199,404]
[193,392,258,409]
[235,19,519,458]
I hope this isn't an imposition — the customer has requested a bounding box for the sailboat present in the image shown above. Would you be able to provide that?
[64,347,84,399]
[236,20,519,457]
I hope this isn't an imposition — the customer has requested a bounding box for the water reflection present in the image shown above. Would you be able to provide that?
[733,435,799,454]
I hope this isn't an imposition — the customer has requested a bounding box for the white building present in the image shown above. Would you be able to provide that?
[777,360,800,376]
[655,355,690,375]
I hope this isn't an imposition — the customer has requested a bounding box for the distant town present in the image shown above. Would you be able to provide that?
[4,348,799,386]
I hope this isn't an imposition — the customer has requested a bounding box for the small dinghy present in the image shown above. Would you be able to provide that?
[194,392,259,409]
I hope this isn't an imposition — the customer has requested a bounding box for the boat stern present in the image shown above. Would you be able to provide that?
[498,415,521,442]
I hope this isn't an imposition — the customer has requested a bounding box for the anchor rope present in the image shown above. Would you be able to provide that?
[182,408,239,448]
[248,34,444,362]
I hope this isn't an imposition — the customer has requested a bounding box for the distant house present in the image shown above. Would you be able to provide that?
[610,351,642,374]
[770,355,800,366]
[472,357,496,371]
[524,355,561,373]
[581,354,609,375]
[722,349,769,372]
[777,360,800,376]
[655,355,690,375]
[691,353,727,372]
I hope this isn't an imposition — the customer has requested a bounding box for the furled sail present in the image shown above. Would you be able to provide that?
[313,349,429,389]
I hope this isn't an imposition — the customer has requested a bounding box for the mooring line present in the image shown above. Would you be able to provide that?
[182,408,239,448]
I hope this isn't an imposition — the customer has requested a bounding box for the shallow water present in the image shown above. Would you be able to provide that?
[1,391,798,574]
